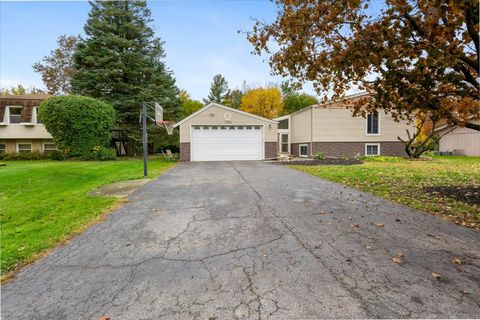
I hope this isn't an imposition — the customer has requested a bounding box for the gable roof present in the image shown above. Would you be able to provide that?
[0,93,51,100]
[285,92,369,117]
[173,103,278,128]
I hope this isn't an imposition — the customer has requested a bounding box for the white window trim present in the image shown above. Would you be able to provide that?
[43,142,57,153]
[4,106,23,124]
[299,143,308,157]
[365,143,380,156]
[32,106,40,124]
[279,133,290,154]
[365,112,381,136]
[16,142,32,153]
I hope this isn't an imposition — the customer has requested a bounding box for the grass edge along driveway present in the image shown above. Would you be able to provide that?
[0,158,176,279]
[291,156,480,229]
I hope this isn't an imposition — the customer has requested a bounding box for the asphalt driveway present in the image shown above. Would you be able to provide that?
[2,162,479,319]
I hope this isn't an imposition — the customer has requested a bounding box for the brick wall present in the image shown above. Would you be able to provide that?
[180,142,190,162]
[264,142,277,159]
[291,141,407,158]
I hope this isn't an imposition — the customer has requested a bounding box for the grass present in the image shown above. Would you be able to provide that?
[0,158,176,277]
[291,156,480,228]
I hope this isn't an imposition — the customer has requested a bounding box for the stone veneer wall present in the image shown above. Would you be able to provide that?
[264,142,277,159]
[291,141,407,158]
[179,142,191,162]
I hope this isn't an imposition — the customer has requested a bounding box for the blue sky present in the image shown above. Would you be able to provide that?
[0,0,308,100]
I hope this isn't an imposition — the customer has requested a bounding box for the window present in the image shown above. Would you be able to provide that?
[17,143,32,153]
[299,144,308,157]
[365,143,380,156]
[237,126,244,130]
[33,107,42,124]
[0,143,5,154]
[254,126,261,130]
[193,126,200,130]
[280,133,289,153]
[8,106,22,124]
[366,112,379,135]
[278,119,289,129]
[43,143,57,154]
[246,126,252,130]
[211,126,218,130]
[229,126,235,130]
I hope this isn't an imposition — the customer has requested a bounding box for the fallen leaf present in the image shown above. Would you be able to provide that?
[374,223,384,228]
[99,317,110,320]
[392,257,402,264]
[152,208,158,212]
[460,289,469,295]
[366,245,373,250]
[451,257,463,264]
[350,223,359,228]
[391,252,404,264]
[432,272,441,279]
[314,245,321,249]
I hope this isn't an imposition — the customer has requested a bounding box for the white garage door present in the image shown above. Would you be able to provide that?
[191,125,263,161]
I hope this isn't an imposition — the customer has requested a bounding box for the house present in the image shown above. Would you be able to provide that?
[275,93,413,158]
[0,94,57,154]
[173,103,278,161]
[436,120,480,156]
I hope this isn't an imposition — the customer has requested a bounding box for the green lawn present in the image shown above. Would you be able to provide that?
[0,158,176,277]
[291,156,480,228]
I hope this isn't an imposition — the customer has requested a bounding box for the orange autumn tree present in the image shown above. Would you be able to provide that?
[248,0,479,157]
[240,87,283,119]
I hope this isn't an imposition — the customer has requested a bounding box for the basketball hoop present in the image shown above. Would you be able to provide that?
[157,120,175,135]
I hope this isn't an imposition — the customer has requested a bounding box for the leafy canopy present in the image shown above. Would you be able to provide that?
[240,87,283,119]
[249,0,479,129]
[33,35,78,95]
[283,93,318,115]
[39,96,116,158]
[179,90,203,117]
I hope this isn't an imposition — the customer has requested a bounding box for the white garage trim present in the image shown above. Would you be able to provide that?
[190,125,264,161]
[174,103,278,128]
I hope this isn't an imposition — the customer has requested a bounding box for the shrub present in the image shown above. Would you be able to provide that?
[49,150,66,160]
[0,151,49,160]
[78,147,117,161]
[39,96,116,159]
[314,152,325,160]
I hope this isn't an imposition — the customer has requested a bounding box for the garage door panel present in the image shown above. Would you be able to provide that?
[191,126,263,161]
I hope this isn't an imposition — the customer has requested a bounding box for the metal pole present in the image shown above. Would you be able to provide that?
[142,101,148,178]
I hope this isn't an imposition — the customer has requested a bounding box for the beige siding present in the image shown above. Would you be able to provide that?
[179,105,277,143]
[290,107,412,142]
[0,124,52,139]
[439,124,480,156]
[290,107,312,143]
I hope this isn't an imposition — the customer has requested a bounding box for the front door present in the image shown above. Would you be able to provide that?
[279,133,289,154]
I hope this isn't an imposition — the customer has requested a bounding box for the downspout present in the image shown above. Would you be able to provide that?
[310,106,314,157]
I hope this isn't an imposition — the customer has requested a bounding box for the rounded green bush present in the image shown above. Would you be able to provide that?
[39,96,116,159]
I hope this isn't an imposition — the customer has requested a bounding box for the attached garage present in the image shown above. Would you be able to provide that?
[174,103,278,162]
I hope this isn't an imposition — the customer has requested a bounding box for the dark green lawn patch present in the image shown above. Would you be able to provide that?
[0,158,176,277]
[291,156,480,229]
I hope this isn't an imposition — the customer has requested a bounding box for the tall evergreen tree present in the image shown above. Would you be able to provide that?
[72,1,180,142]
[203,74,230,105]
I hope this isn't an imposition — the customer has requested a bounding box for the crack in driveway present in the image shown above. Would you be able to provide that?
[2,161,479,319]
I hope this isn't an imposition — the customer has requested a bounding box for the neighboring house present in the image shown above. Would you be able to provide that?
[274,93,413,158]
[0,94,57,154]
[173,103,278,161]
[436,120,480,156]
